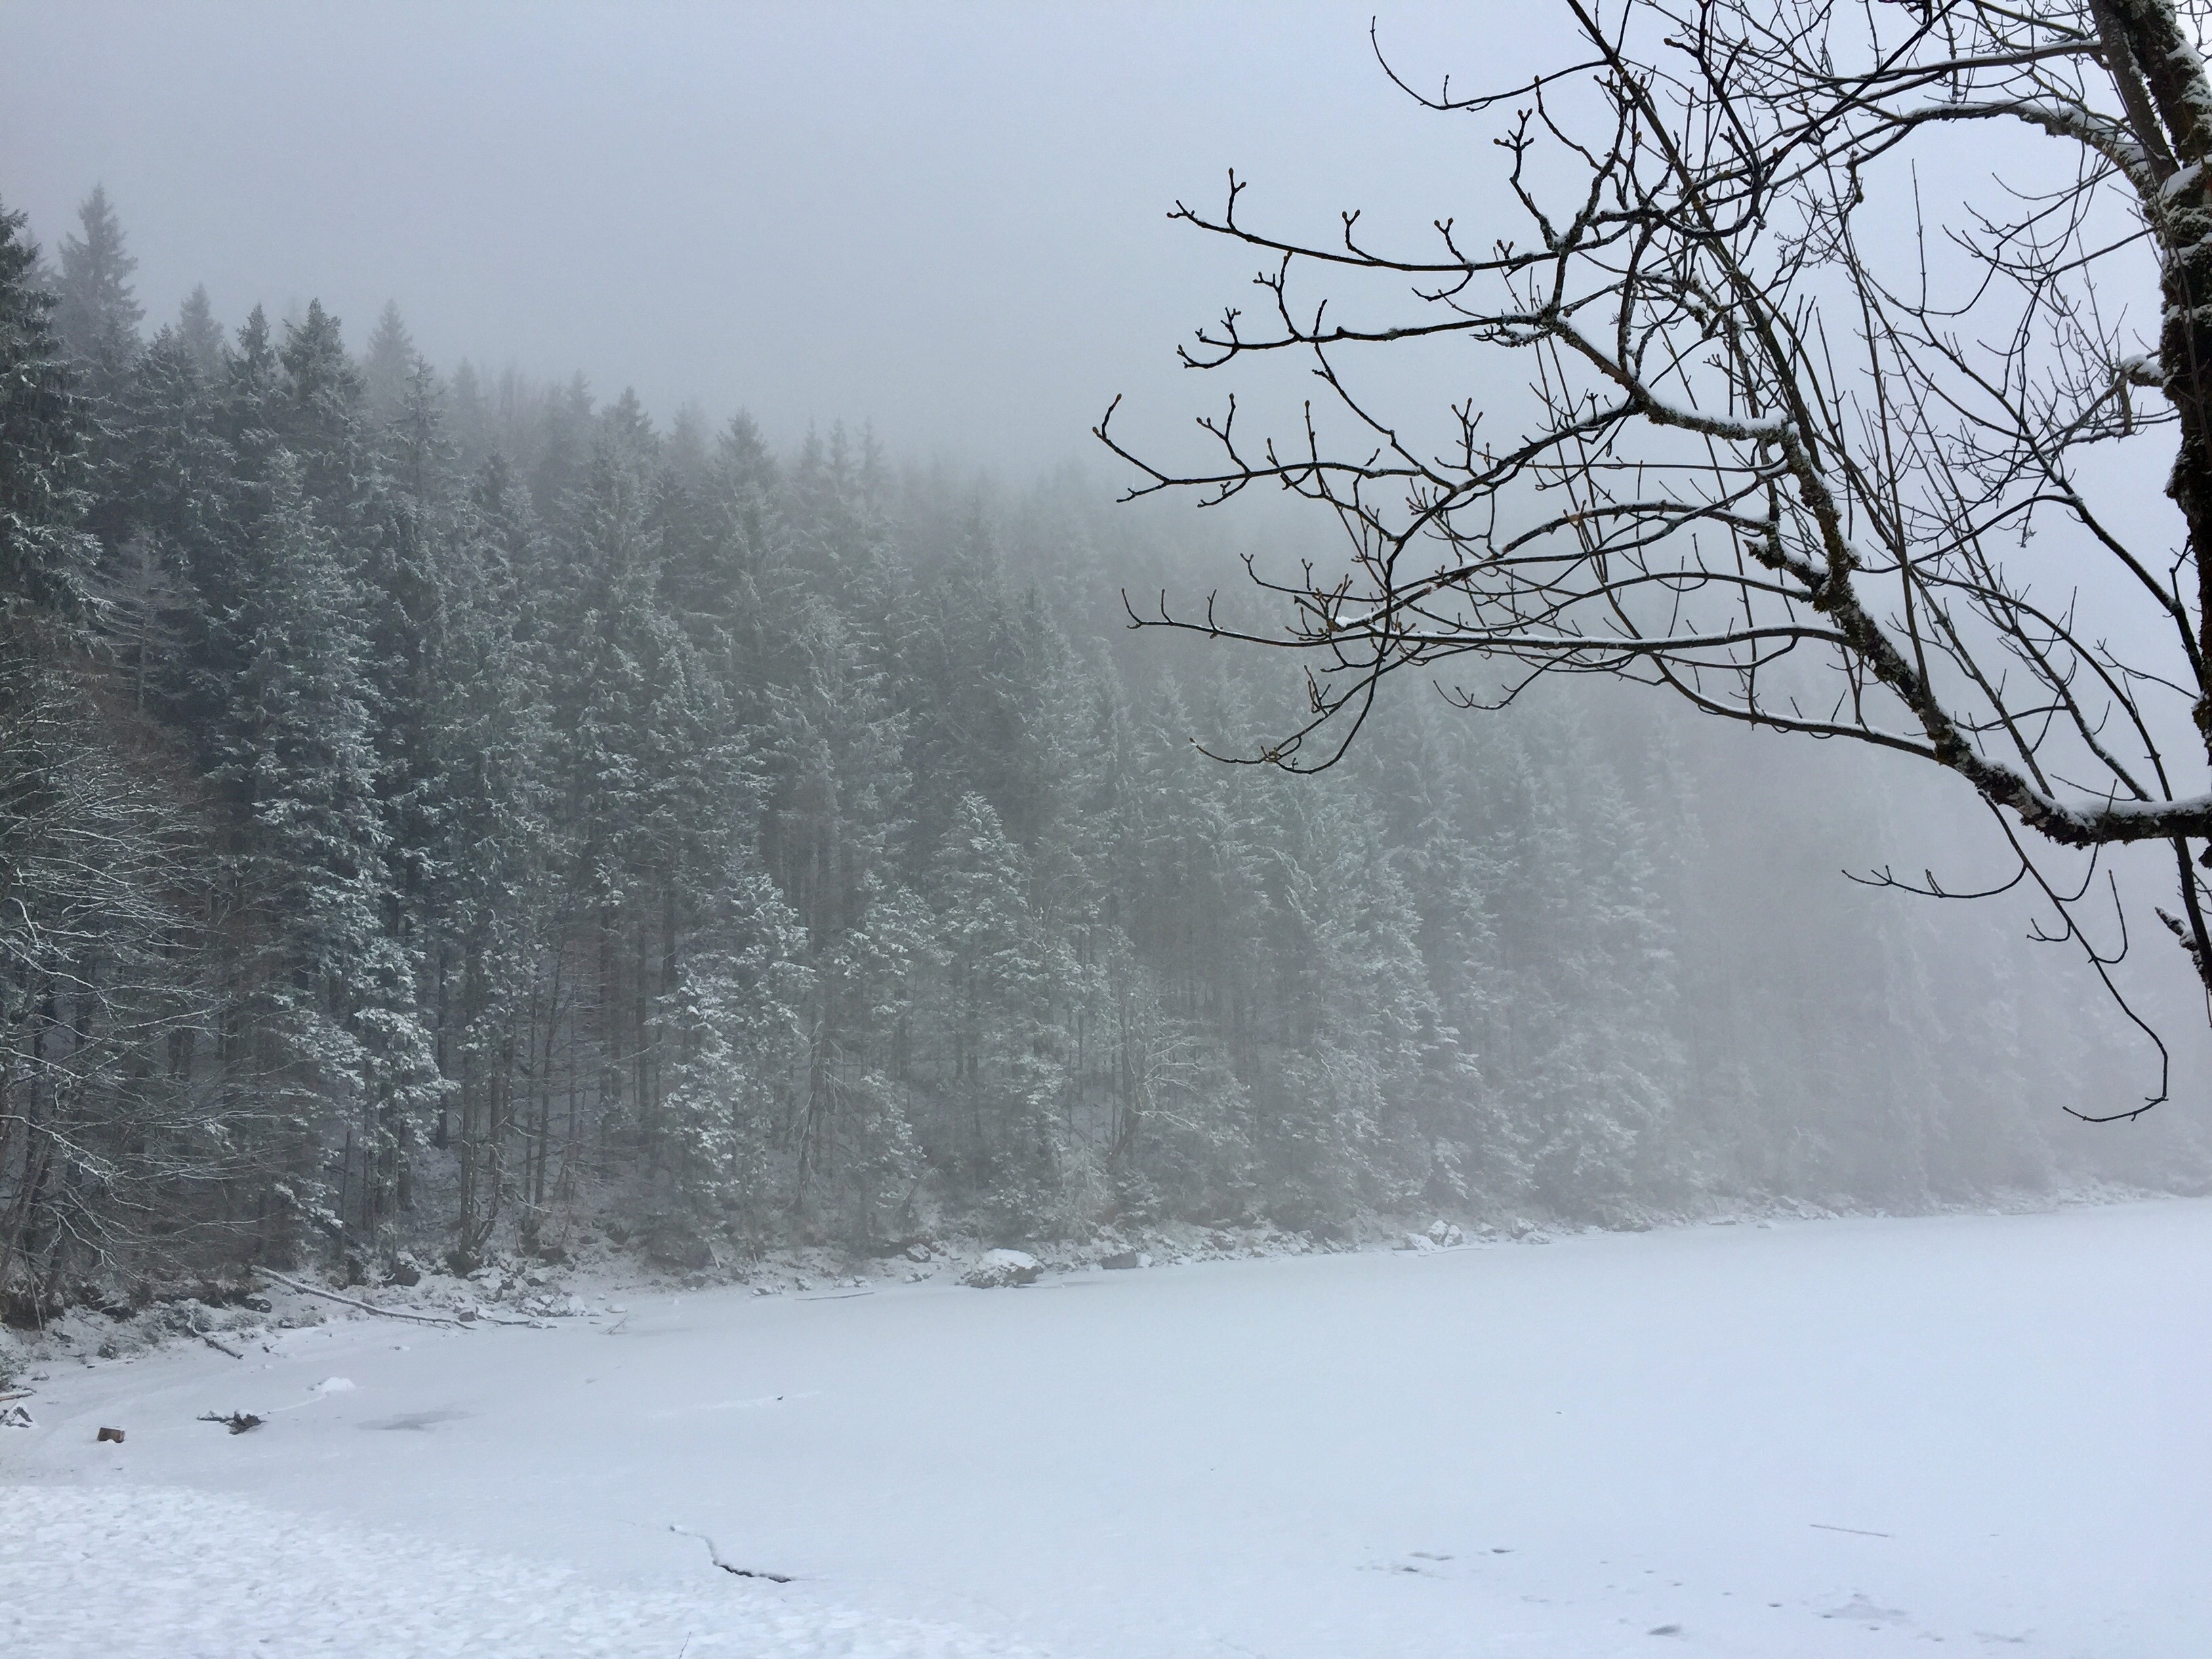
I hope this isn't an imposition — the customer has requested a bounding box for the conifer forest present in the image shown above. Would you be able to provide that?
[9,10,2212,1656]
[1,185,2204,1320]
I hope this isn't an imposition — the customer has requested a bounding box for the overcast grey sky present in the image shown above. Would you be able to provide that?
[0,1,1544,473]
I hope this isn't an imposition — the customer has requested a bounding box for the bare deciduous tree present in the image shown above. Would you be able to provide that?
[1104,0,2212,1111]
[0,648,258,1319]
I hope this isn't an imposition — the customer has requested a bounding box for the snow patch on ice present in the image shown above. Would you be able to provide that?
[0,1485,1049,1658]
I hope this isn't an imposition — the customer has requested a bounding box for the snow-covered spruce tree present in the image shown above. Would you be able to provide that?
[1349,703,1519,1211]
[363,373,562,1263]
[893,525,1069,855]
[1132,674,1279,1217]
[0,201,96,622]
[1094,947,1254,1228]
[531,434,659,1184]
[47,188,148,562]
[1486,708,1685,1218]
[174,285,224,382]
[1256,783,1463,1223]
[535,428,756,1212]
[434,460,559,1266]
[760,600,924,1241]
[914,794,1073,1233]
[364,360,460,939]
[1109,0,2212,1113]
[50,186,141,392]
[654,855,811,1237]
[360,300,418,430]
[98,319,228,624]
[272,302,378,537]
[224,453,440,1258]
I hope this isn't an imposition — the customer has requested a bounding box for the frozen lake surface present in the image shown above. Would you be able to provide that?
[5,1201,2209,1657]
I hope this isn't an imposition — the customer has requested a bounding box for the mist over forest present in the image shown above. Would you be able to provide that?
[14,4,2212,1653]
[3,183,2205,1313]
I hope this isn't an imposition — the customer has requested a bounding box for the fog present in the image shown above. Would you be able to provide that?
[5,0,2209,1277]
[7,6,2212,1656]
[1,0,1535,470]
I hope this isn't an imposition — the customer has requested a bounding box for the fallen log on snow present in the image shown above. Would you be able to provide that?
[251,1269,472,1330]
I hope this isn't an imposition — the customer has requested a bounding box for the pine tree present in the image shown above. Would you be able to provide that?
[1486,705,1683,1219]
[274,300,373,527]
[656,855,811,1227]
[227,452,439,1252]
[446,359,489,465]
[0,201,96,619]
[1255,785,1435,1221]
[760,600,924,1238]
[176,286,224,380]
[916,794,1071,1231]
[52,186,142,381]
[91,322,234,694]
[361,300,417,428]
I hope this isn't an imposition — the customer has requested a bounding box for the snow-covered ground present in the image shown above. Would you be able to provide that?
[5,1201,2209,1658]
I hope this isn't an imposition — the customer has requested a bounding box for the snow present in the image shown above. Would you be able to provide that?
[5,1201,2210,1658]
[3,1485,1036,1658]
